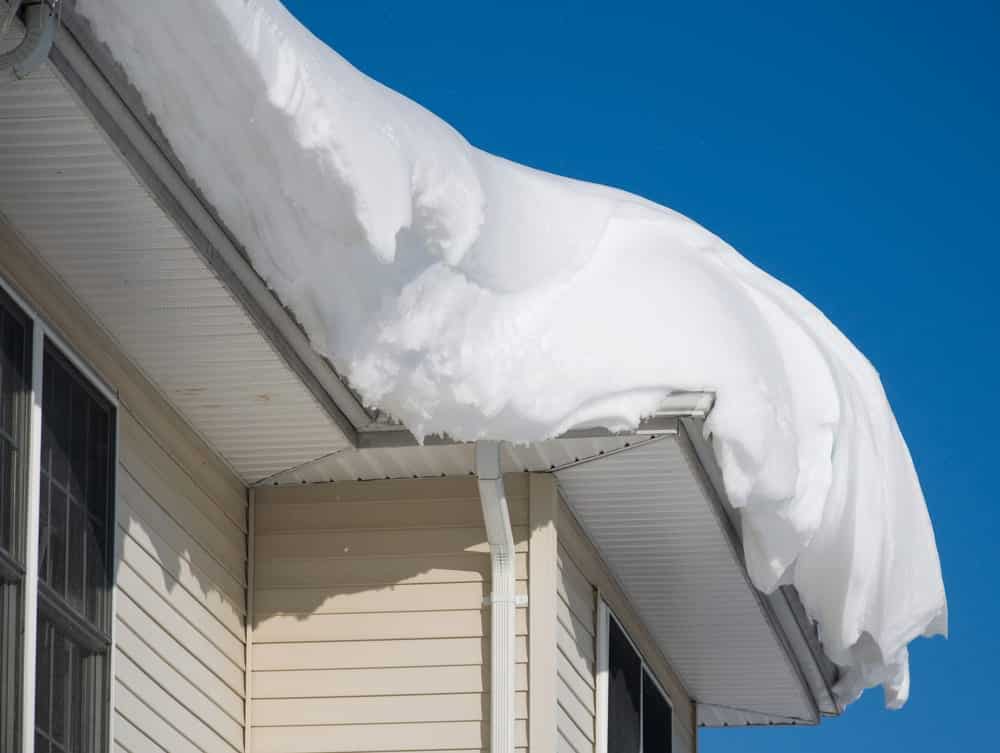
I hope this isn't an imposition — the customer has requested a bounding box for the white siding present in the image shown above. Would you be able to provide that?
[252,476,530,753]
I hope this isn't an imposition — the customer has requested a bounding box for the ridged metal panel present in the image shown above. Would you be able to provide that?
[0,57,349,481]
[555,438,816,726]
[263,434,661,485]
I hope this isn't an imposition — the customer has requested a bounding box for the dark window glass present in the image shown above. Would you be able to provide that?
[643,670,672,753]
[38,346,114,634]
[0,580,23,753]
[35,618,103,753]
[35,345,113,753]
[608,617,642,753]
[0,288,31,753]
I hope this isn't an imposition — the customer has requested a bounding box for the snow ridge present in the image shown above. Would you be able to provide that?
[78,0,946,707]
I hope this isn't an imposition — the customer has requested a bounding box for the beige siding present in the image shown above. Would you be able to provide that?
[556,544,598,753]
[556,498,697,753]
[116,412,247,753]
[1,230,248,753]
[252,475,530,753]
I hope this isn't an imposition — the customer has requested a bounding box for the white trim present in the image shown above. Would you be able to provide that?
[596,599,611,753]
[20,321,43,753]
[106,406,120,752]
[597,597,675,753]
[244,487,256,753]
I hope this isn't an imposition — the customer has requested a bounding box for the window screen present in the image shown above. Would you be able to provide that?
[0,288,31,753]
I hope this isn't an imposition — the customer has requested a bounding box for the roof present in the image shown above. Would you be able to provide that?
[0,6,840,727]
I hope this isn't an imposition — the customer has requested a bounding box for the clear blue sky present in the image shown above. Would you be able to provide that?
[285,1,996,750]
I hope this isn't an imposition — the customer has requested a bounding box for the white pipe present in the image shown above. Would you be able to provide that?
[475,441,518,753]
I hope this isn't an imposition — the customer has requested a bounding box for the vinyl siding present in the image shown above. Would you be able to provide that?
[556,544,597,753]
[115,411,247,753]
[556,497,697,753]
[1,229,248,753]
[251,476,530,753]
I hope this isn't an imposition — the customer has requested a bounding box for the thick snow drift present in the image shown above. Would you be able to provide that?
[78,0,946,707]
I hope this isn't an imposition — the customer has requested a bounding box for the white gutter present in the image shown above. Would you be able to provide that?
[475,441,520,753]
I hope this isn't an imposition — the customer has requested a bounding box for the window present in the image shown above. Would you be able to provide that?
[0,282,116,753]
[1,286,32,753]
[598,602,673,753]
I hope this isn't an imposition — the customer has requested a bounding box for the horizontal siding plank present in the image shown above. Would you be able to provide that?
[121,426,245,579]
[118,515,244,637]
[117,651,241,753]
[116,577,244,693]
[558,704,594,753]
[256,579,527,616]
[115,680,206,753]
[254,664,528,699]
[558,591,596,645]
[256,525,529,560]
[255,551,527,588]
[255,608,528,643]
[253,636,527,671]
[557,570,595,633]
[121,410,246,536]
[252,692,528,726]
[558,680,596,744]
[255,496,528,532]
[556,546,593,607]
[558,671,596,728]
[557,623,596,694]
[252,719,527,753]
[119,468,246,602]
[114,710,168,753]
[118,607,244,712]
[117,529,245,650]
[117,620,244,738]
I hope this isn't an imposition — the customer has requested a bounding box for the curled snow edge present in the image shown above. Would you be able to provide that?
[77,0,946,708]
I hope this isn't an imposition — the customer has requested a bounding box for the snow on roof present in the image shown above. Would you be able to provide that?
[77,0,946,708]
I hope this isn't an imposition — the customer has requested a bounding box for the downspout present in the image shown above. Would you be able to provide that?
[1,1,59,81]
[475,441,520,753]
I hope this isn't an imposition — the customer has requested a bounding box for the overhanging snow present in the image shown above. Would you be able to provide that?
[76,0,946,708]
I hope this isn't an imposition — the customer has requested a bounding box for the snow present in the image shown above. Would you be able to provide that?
[78,0,946,708]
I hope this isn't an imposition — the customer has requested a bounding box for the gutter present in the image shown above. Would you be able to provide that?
[475,441,522,753]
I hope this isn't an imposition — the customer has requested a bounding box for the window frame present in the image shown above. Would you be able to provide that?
[0,275,118,753]
[596,599,674,753]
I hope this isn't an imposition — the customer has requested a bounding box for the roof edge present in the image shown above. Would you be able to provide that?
[677,417,842,720]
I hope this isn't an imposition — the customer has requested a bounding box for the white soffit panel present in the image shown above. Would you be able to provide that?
[0,50,350,481]
[555,438,816,725]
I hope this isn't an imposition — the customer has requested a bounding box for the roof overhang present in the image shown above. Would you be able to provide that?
[265,405,841,727]
[2,7,841,726]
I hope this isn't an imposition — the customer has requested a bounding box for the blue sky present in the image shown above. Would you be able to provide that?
[285,1,996,750]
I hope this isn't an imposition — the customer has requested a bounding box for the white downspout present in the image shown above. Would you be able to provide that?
[1,1,60,81]
[475,441,520,753]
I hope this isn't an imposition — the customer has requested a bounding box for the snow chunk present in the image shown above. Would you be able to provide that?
[77,0,946,707]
